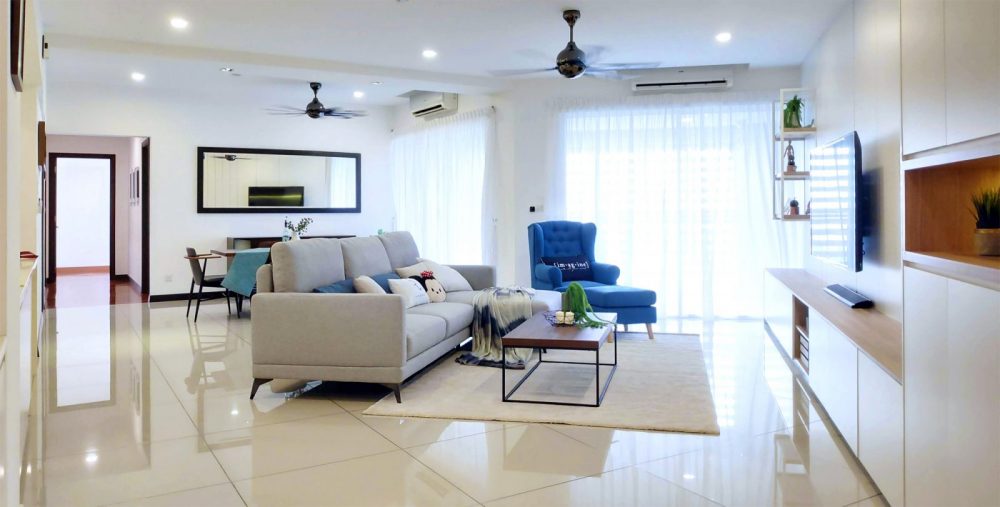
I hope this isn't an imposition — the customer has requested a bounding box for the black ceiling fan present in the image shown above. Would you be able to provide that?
[210,154,252,161]
[491,9,659,79]
[267,82,366,119]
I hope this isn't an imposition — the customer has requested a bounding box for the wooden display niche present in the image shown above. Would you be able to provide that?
[904,154,1000,289]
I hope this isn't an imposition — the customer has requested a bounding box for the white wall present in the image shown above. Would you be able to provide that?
[128,138,142,285]
[47,135,136,276]
[801,0,902,320]
[47,83,395,296]
[54,158,111,267]
[393,66,803,286]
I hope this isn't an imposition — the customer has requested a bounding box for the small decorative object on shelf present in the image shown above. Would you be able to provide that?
[971,186,1000,256]
[784,141,798,173]
[805,199,812,216]
[284,217,314,241]
[784,94,804,129]
[788,199,800,216]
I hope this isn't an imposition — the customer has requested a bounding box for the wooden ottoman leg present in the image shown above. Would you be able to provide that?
[645,323,654,340]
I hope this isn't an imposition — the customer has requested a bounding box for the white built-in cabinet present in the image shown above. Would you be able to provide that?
[763,269,904,506]
[901,0,1000,155]
[904,267,1000,507]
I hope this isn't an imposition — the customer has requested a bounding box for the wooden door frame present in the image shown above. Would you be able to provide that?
[46,153,116,284]
[140,139,150,293]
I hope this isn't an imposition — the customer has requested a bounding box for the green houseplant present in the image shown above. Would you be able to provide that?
[971,186,1000,256]
[561,282,610,328]
[284,217,314,241]
[783,95,804,129]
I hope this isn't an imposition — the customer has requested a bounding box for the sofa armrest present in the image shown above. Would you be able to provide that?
[591,262,620,285]
[447,264,496,290]
[535,263,563,286]
[252,293,406,368]
[256,264,274,293]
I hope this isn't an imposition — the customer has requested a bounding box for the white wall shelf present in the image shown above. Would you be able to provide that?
[771,88,816,222]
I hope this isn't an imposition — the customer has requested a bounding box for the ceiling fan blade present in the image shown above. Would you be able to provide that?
[591,62,660,70]
[580,45,606,63]
[322,108,366,118]
[584,69,629,80]
[266,106,307,114]
[489,67,558,77]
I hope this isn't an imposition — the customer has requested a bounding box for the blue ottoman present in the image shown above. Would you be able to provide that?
[583,285,657,339]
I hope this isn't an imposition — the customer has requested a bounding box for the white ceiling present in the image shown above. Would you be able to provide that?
[41,0,851,105]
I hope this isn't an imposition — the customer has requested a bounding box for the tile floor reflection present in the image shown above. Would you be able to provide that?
[21,303,883,506]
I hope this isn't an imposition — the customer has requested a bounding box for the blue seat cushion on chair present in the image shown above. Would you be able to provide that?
[555,280,606,292]
[584,285,657,308]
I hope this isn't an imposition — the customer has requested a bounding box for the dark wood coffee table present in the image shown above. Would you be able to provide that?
[501,312,618,407]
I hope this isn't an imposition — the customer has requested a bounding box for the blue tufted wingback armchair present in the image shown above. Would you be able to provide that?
[528,221,621,291]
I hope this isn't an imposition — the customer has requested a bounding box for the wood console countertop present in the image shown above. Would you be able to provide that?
[767,268,903,383]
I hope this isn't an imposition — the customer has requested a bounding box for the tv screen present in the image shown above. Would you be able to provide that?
[248,186,304,207]
[810,132,863,272]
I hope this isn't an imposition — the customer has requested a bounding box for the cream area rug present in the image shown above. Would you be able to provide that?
[363,333,720,435]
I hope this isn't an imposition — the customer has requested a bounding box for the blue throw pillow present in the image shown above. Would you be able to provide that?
[542,255,593,282]
[313,278,356,294]
[370,272,400,292]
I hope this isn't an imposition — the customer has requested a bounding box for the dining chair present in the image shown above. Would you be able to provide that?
[185,247,232,321]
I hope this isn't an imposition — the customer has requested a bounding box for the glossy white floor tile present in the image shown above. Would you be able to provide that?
[22,303,882,506]
[233,450,478,506]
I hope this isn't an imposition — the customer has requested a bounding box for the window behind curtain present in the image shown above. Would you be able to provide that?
[561,97,803,319]
[390,109,494,264]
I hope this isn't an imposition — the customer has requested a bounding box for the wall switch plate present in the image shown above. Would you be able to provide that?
[530,205,543,213]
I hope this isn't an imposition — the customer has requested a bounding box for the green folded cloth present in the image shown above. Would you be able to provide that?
[222,248,270,297]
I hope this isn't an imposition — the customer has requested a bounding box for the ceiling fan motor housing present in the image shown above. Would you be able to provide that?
[557,42,587,79]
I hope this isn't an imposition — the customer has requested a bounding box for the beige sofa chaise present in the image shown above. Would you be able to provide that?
[251,231,560,402]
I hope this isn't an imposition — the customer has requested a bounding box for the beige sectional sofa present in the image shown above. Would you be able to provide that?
[250,231,560,402]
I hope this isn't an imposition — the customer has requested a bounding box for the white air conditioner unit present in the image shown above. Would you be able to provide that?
[409,92,459,119]
[631,69,734,93]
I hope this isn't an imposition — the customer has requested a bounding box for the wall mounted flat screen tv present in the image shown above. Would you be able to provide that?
[810,131,863,272]
[248,186,305,207]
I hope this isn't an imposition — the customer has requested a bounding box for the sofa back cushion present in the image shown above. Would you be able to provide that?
[341,236,393,278]
[378,231,421,269]
[270,238,345,293]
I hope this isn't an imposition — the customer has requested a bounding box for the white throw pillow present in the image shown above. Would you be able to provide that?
[395,261,431,280]
[388,278,430,308]
[415,259,474,292]
[353,275,386,294]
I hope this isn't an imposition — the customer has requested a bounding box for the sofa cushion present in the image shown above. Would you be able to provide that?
[542,254,593,282]
[444,290,477,306]
[370,272,401,292]
[531,290,563,315]
[312,279,356,294]
[378,231,421,269]
[415,259,473,292]
[389,278,430,308]
[584,285,656,308]
[353,276,385,294]
[406,314,447,360]
[341,236,393,278]
[270,238,345,293]
[407,302,473,337]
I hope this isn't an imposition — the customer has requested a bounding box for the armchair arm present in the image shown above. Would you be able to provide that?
[534,263,563,286]
[591,262,620,285]
[446,264,495,290]
[252,293,406,368]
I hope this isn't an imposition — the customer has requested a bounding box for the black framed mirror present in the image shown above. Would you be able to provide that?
[196,147,361,213]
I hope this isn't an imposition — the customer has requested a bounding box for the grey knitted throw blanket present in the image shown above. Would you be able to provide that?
[456,287,534,369]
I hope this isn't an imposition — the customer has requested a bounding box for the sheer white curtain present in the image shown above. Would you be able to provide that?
[391,108,495,264]
[557,93,803,319]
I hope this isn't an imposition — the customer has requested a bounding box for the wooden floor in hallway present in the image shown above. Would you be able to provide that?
[45,267,147,308]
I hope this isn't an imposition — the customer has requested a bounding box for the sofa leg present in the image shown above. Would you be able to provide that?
[624,324,629,333]
[646,323,654,340]
[381,383,402,403]
[250,378,272,400]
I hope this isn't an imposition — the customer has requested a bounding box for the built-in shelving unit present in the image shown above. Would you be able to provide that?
[771,88,816,222]
[903,154,1000,289]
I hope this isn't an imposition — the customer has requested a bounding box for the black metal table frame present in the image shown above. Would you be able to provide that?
[501,327,618,407]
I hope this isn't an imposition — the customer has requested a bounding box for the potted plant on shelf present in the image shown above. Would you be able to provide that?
[971,186,1000,256]
[284,217,314,241]
[784,95,804,129]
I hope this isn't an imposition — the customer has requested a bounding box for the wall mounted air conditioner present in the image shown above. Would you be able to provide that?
[631,69,734,93]
[409,91,459,119]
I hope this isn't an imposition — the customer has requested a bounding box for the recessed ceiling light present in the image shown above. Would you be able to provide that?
[169,17,189,30]
[130,72,146,82]
[220,67,234,73]
[370,81,383,86]
[715,32,732,43]
[353,91,365,99]
[422,49,438,59]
